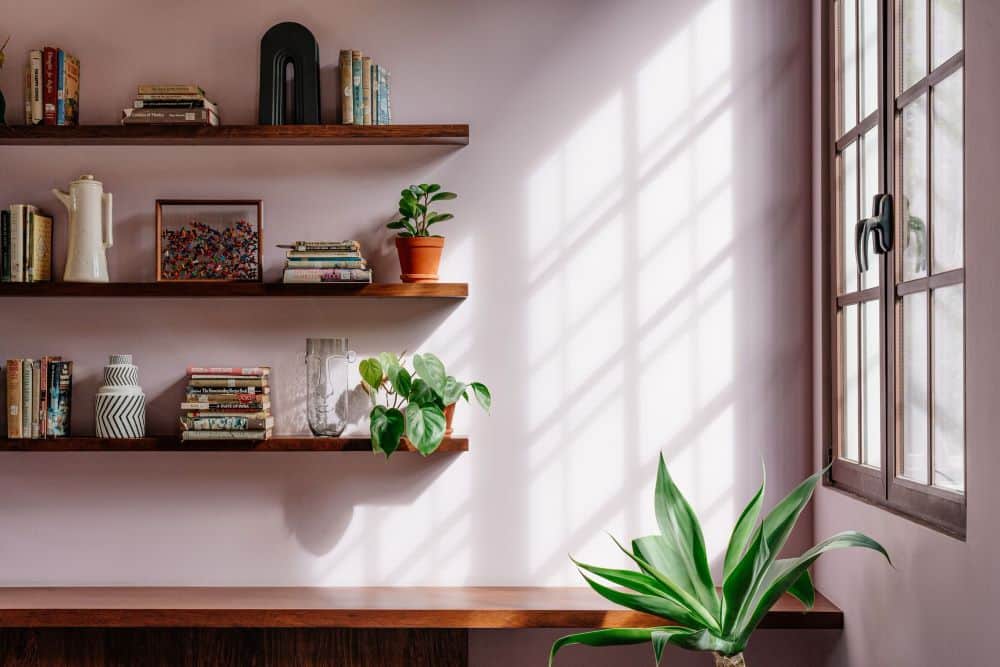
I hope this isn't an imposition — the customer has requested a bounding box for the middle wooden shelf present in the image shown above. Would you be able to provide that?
[0,282,468,299]
[0,436,469,452]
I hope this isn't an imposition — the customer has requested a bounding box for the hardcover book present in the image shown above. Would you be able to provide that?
[180,401,270,411]
[283,268,373,283]
[1,210,9,281]
[30,359,40,438]
[122,108,218,126]
[378,67,389,126]
[186,366,271,376]
[47,361,72,437]
[138,84,205,96]
[56,49,65,126]
[188,377,268,388]
[133,98,218,113]
[286,259,368,270]
[180,415,274,431]
[27,211,52,282]
[340,49,353,124]
[28,50,42,124]
[181,429,272,441]
[64,54,80,125]
[361,56,373,126]
[21,359,32,437]
[351,50,363,126]
[6,360,23,438]
[185,392,265,404]
[42,47,57,125]
[279,241,360,252]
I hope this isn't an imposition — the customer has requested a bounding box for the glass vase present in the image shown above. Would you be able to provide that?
[714,653,746,667]
[305,337,355,436]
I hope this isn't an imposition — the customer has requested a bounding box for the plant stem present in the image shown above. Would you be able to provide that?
[713,653,746,667]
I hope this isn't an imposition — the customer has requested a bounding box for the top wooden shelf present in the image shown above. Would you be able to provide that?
[0,282,467,299]
[0,587,843,630]
[0,124,469,146]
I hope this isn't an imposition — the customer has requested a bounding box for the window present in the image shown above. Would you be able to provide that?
[826,0,965,537]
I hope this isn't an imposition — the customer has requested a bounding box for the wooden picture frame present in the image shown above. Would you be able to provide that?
[155,199,263,282]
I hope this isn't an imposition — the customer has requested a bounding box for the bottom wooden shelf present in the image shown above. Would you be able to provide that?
[0,436,468,453]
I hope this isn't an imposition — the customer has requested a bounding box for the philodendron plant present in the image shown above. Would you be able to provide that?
[360,352,491,457]
[387,184,457,237]
[550,456,890,667]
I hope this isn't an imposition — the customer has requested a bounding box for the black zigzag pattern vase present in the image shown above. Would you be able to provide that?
[95,354,145,438]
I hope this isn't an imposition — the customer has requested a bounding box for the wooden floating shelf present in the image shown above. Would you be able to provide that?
[0,124,469,146]
[0,587,843,629]
[0,436,468,453]
[0,282,468,299]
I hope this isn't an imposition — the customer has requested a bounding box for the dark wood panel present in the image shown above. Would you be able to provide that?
[0,436,468,453]
[0,628,468,667]
[0,587,843,630]
[0,282,468,299]
[0,124,469,146]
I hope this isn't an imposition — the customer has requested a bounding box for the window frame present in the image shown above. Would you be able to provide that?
[822,0,967,539]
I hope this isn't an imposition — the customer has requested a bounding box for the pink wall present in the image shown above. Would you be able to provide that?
[811,0,998,665]
[1,1,817,664]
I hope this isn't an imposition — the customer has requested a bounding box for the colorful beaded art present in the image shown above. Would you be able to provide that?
[160,219,260,281]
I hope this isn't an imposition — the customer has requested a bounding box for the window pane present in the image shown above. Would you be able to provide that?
[932,70,964,273]
[933,285,964,491]
[931,0,963,68]
[861,0,879,118]
[901,95,929,280]
[842,143,859,293]
[901,0,927,91]
[842,304,860,462]
[862,126,880,289]
[901,292,929,483]
[840,0,858,132]
[862,300,881,466]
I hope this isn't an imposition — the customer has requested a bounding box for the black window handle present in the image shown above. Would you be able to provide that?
[855,194,894,273]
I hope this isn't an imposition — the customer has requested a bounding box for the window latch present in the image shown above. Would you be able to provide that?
[855,193,893,273]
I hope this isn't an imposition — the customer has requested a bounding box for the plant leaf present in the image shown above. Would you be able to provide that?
[579,573,706,631]
[469,382,491,412]
[653,454,718,615]
[390,367,412,397]
[427,213,454,225]
[723,467,765,581]
[570,557,670,597]
[785,567,814,609]
[440,376,466,406]
[425,184,441,193]
[401,188,417,201]
[549,627,691,667]
[387,220,406,230]
[359,358,383,393]
[412,353,447,395]
[370,405,404,457]
[430,191,457,202]
[407,378,441,407]
[404,402,447,455]
[721,514,770,634]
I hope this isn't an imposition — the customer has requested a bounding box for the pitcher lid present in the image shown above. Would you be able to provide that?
[72,174,102,186]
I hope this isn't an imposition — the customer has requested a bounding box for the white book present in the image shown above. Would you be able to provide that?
[29,51,43,125]
[21,359,33,438]
[30,359,40,438]
[8,205,36,283]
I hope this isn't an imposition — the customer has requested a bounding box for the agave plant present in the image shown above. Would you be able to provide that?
[550,455,890,666]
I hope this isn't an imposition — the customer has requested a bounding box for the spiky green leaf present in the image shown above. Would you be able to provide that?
[723,469,765,580]
[549,627,692,667]
[785,567,814,609]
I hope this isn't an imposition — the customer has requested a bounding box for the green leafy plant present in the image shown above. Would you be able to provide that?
[387,184,457,237]
[360,352,491,457]
[550,456,890,666]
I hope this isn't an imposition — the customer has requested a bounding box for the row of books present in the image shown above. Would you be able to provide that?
[23,47,80,126]
[179,367,273,441]
[5,358,72,439]
[340,50,391,125]
[121,84,220,127]
[279,240,372,283]
[1,205,53,282]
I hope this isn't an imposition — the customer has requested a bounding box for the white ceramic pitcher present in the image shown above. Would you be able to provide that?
[53,174,113,282]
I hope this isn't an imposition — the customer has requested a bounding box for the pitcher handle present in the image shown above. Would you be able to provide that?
[102,192,113,249]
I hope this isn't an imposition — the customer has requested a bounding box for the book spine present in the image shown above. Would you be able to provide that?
[187,378,266,388]
[1,210,9,282]
[286,260,368,269]
[122,108,218,125]
[361,57,372,126]
[181,416,273,431]
[21,360,32,438]
[56,50,66,126]
[339,49,353,124]
[288,240,360,251]
[42,47,57,125]
[55,361,72,437]
[30,360,40,438]
[283,268,373,283]
[6,360,23,438]
[38,357,48,438]
[138,84,204,95]
[180,402,269,411]
[378,67,388,126]
[184,410,270,419]
[185,393,262,403]
[186,385,264,395]
[23,63,31,124]
[181,429,272,441]
[186,366,269,376]
[133,99,218,113]
[386,70,391,123]
[29,51,43,124]
[372,64,380,125]
[286,253,363,260]
[9,206,24,283]
[28,213,53,282]
[351,51,363,126]
[65,55,79,126]
[25,212,34,283]
[136,93,208,101]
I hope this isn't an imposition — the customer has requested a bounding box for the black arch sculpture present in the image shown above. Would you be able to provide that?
[258,22,321,125]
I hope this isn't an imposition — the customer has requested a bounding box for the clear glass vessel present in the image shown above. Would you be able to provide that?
[305,337,356,436]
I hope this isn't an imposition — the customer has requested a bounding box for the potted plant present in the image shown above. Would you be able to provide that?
[387,184,457,282]
[360,352,490,457]
[549,456,890,667]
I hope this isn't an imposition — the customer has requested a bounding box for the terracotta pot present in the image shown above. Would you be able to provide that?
[396,236,444,283]
[444,402,456,436]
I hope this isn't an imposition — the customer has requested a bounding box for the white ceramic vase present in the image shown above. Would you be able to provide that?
[52,174,113,283]
[95,354,145,438]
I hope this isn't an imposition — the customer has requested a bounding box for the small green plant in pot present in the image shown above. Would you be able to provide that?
[388,184,456,283]
[360,352,490,457]
[549,456,890,667]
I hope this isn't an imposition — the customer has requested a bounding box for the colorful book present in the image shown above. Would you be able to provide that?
[186,385,267,395]
[122,108,218,126]
[180,415,274,431]
[287,251,362,260]
[185,392,264,404]
[42,47,57,125]
[361,56,373,125]
[372,64,380,125]
[64,54,79,126]
[56,49,65,125]
[28,50,43,124]
[30,360,40,438]
[340,49,353,124]
[180,401,270,411]
[378,66,389,126]
[351,50,363,126]
[286,260,368,270]
[188,377,268,388]
[186,366,271,376]
[138,84,205,96]
[136,92,208,101]
[21,359,32,438]
[133,98,218,113]
[181,429,272,441]
[283,268,373,283]
[6,360,23,438]
[27,211,52,282]
[278,240,361,252]
[47,361,72,437]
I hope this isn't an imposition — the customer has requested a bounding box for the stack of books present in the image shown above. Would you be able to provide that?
[180,367,273,441]
[1,205,53,282]
[23,47,80,126]
[5,357,72,438]
[339,50,390,125]
[280,241,372,284]
[122,84,219,127]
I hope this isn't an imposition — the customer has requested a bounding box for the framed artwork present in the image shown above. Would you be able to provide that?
[155,199,263,282]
